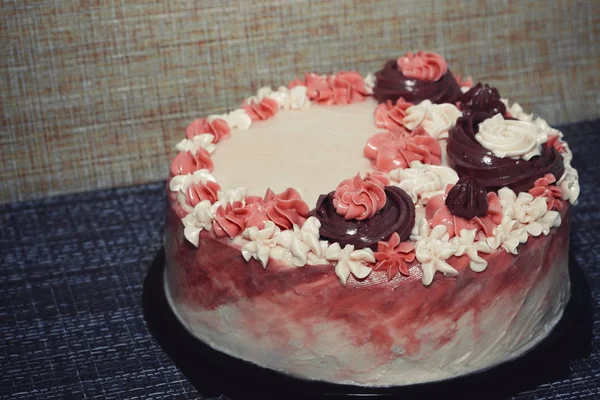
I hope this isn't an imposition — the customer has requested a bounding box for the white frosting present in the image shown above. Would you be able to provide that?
[240,222,280,268]
[403,100,462,139]
[169,169,216,193]
[181,200,219,247]
[216,187,246,207]
[289,86,311,110]
[363,73,375,95]
[390,161,458,204]
[476,114,547,160]
[175,134,216,154]
[451,229,492,272]
[272,217,324,267]
[324,243,375,286]
[210,99,379,207]
[411,219,459,285]
[501,99,533,121]
[486,188,562,254]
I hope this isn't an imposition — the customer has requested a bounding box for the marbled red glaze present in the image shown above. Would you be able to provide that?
[164,201,571,385]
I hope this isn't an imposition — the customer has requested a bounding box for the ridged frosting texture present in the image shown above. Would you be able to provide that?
[312,186,416,250]
[373,56,462,105]
[333,173,389,220]
[397,51,448,82]
[447,112,565,193]
[475,114,548,161]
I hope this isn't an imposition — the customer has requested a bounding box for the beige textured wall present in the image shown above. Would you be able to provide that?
[1,0,599,203]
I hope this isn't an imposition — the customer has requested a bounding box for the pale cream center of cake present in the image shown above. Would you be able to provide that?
[211,99,379,207]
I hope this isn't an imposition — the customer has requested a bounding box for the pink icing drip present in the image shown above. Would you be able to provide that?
[364,127,442,173]
[244,98,279,121]
[373,98,414,132]
[185,117,230,143]
[426,186,502,238]
[397,51,448,82]
[186,180,221,207]
[333,173,388,221]
[529,174,563,211]
[170,148,214,176]
[289,72,367,105]
[373,232,415,280]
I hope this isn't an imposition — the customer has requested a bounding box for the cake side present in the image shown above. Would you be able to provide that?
[164,205,570,385]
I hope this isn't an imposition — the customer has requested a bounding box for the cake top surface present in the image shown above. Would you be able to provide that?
[167,51,580,287]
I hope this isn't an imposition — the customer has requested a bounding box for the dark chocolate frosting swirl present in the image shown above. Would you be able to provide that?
[459,83,507,116]
[373,59,462,105]
[446,112,565,193]
[445,175,488,219]
[311,186,415,250]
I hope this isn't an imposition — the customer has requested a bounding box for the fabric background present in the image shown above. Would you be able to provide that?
[1,119,599,399]
[1,0,599,204]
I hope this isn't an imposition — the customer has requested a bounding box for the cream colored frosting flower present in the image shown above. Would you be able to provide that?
[411,219,460,285]
[325,243,375,286]
[390,161,458,204]
[182,200,219,247]
[241,221,280,269]
[476,114,547,160]
[451,229,493,272]
[403,100,462,139]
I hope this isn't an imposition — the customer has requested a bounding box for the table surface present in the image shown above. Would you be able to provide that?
[2,119,599,400]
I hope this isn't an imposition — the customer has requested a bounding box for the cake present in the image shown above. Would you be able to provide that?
[163,51,580,386]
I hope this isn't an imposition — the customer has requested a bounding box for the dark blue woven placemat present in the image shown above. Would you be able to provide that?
[2,120,600,400]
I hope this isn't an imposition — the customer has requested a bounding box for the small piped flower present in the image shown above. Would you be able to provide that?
[373,232,415,280]
[528,174,563,211]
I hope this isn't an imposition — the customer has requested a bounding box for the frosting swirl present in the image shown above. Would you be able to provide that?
[447,112,565,193]
[170,148,214,175]
[445,175,488,219]
[364,128,442,172]
[312,186,415,250]
[397,51,448,82]
[475,114,547,160]
[333,173,389,221]
[373,59,462,105]
[459,83,507,116]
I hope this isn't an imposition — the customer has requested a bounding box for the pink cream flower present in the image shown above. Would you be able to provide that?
[397,51,448,82]
[288,72,368,105]
[331,71,368,105]
[213,188,310,238]
[373,232,415,280]
[185,117,230,143]
[244,97,279,121]
[426,185,502,238]
[373,98,414,132]
[528,174,563,211]
[333,173,389,221]
[186,180,221,207]
[364,127,442,173]
[170,148,214,175]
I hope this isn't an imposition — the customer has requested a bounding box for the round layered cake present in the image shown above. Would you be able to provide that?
[163,51,580,386]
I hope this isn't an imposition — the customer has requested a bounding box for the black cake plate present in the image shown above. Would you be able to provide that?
[143,248,593,399]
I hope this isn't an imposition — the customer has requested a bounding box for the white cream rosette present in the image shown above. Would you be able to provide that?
[476,114,547,160]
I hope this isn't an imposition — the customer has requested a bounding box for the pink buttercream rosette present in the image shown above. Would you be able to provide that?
[213,188,310,238]
[397,51,448,82]
[333,173,390,221]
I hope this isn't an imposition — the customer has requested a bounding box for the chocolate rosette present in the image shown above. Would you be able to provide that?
[459,83,507,117]
[373,59,462,105]
[311,186,415,250]
[445,175,489,219]
[446,112,564,193]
